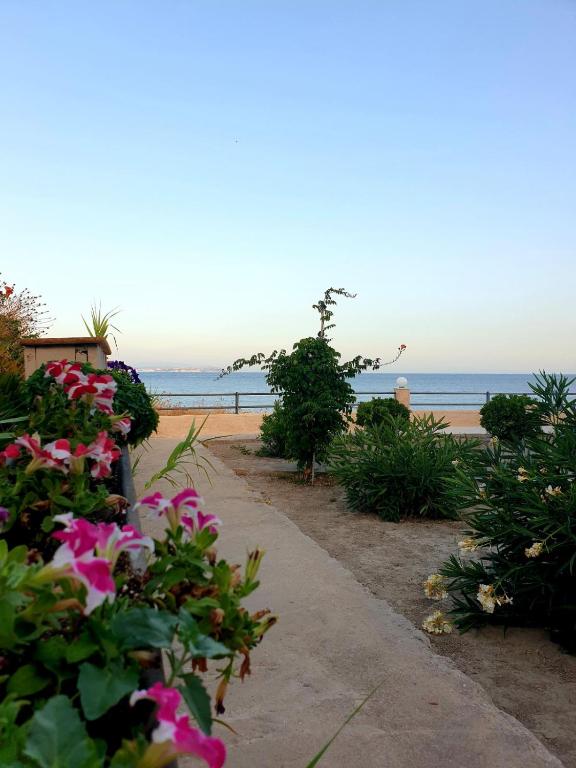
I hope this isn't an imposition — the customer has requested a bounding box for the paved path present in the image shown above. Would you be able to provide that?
[134,438,561,768]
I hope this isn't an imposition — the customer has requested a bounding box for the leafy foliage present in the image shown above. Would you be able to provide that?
[143,418,212,489]
[355,397,409,428]
[329,415,481,521]
[81,302,121,349]
[258,401,290,458]
[479,393,541,443]
[440,372,576,648]
[109,369,158,446]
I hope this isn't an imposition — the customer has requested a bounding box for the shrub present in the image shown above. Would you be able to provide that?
[0,277,51,375]
[480,393,541,443]
[222,287,406,478]
[258,401,290,457]
[109,368,158,445]
[440,373,576,648]
[356,397,409,428]
[329,414,481,521]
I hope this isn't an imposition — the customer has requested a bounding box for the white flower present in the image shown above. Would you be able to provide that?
[423,574,448,601]
[525,541,544,558]
[477,584,512,613]
[458,537,478,554]
[477,584,496,613]
[545,485,562,497]
[422,610,453,635]
[517,467,529,482]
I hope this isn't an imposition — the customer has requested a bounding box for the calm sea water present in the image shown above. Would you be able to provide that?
[138,371,574,411]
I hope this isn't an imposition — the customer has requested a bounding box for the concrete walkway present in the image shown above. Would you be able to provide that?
[134,438,561,768]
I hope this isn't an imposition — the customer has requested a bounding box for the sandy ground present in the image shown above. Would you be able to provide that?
[156,408,481,440]
[204,438,576,768]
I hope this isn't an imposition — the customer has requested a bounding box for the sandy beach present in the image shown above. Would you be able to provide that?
[156,409,482,439]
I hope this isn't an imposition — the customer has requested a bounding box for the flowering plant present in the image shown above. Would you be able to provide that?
[439,373,576,649]
[0,359,275,767]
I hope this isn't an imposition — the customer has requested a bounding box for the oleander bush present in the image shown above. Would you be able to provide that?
[329,414,481,521]
[479,393,541,443]
[355,397,409,428]
[0,359,275,767]
[439,373,576,649]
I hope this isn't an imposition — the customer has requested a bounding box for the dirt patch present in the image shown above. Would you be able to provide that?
[207,438,576,767]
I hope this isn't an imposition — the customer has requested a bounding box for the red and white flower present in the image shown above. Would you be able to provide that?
[110,416,132,436]
[66,373,117,414]
[45,359,85,387]
[84,431,121,478]
[15,433,68,474]
[130,682,226,768]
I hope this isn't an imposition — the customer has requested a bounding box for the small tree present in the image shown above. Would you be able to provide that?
[221,288,405,480]
[0,276,51,376]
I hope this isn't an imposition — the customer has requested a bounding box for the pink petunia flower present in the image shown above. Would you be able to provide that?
[130,682,226,768]
[94,522,154,566]
[136,489,219,538]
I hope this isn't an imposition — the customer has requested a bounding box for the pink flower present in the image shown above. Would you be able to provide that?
[181,510,222,537]
[136,489,218,538]
[84,432,121,478]
[0,443,21,466]
[47,516,153,613]
[111,416,132,436]
[94,522,154,566]
[70,557,117,614]
[52,514,100,563]
[130,683,226,768]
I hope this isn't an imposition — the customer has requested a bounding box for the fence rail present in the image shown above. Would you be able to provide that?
[150,390,575,413]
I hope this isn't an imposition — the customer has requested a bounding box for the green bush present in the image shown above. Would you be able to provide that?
[355,397,409,428]
[329,414,481,521]
[441,373,576,648]
[480,393,541,443]
[109,368,158,445]
[258,401,290,457]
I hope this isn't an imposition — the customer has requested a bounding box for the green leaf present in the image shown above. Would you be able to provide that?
[24,695,100,768]
[7,664,51,696]
[110,607,178,650]
[78,662,139,721]
[65,633,99,664]
[179,674,212,735]
[34,637,68,674]
[177,609,231,659]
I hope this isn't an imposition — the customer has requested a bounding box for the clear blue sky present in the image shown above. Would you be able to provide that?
[1,1,575,372]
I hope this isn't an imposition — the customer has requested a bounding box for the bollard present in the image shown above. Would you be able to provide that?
[394,377,410,409]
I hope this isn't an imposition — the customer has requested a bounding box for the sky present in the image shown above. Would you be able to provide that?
[1,0,575,372]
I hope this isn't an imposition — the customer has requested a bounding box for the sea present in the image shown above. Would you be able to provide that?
[137,371,575,411]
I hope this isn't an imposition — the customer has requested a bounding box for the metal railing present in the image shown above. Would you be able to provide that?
[150,390,576,413]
